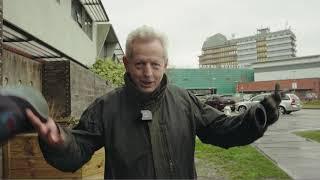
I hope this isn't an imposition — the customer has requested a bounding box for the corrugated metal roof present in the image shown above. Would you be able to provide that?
[80,0,109,22]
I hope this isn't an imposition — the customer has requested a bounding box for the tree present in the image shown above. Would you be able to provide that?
[90,58,125,87]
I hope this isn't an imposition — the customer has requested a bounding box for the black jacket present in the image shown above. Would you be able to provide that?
[39,74,268,179]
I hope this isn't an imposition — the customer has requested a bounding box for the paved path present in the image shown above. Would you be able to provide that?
[254,109,320,180]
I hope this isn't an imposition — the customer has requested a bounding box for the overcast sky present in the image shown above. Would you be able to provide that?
[102,0,320,68]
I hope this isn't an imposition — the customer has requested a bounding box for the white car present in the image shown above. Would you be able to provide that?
[236,93,302,114]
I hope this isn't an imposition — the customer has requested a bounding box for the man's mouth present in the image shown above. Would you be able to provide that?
[141,81,153,88]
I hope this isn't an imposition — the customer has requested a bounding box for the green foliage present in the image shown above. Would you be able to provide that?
[91,58,125,87]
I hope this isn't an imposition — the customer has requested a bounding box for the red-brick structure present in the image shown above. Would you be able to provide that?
[237,78,320,100]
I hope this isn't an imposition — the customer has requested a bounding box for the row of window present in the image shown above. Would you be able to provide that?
[204,46,237,54]
[208,41,293,54]
[237,48,257,53]
[238,42,256,48]
[202,46,295,60]
[270,48,294,53]
[266,34,295,41]
[267,43,294,49]
[257,47,268,52]
[268,55,293,61]
[200,57,237,64]
[201,51,237,59]
[199,54,236,61]
[256,43,267,47]
[257,54,268,58]
[238,53,257,58]
[71,0,93,40]
[257,58,268,62]
[238,43,294,53]
[237,37,294,48]
[268,37,295,44]
[202,57,237,63]
[236,31,295,44]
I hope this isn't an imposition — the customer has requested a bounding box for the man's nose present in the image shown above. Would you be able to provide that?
[143,64,152,77]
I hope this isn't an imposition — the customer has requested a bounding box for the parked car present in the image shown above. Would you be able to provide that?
[221,94,242,103]
[204,95,236,112]
[279,93,302,114]
[235,93,302,114]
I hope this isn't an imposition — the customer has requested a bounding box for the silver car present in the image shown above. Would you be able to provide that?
[236,93,302,114]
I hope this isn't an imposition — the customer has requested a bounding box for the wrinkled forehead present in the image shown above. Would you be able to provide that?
[131,39,165,57]
[131,38,163,48]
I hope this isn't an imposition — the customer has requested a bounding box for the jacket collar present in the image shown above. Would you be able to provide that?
[124,73,167,109]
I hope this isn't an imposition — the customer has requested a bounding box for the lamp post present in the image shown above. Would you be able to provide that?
[211,77,216,93]
[241,85,244,95]
[234,81,239,93]
[292,70,296,93]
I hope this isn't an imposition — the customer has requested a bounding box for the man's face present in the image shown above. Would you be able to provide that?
[124,39,167,94]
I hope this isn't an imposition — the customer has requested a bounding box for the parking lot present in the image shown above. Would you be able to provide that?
[254,109,320,179]
[267,109,320,133]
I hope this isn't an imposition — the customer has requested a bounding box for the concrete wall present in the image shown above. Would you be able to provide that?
[1,49,42,90]
[1,49,42,179]
[70,61,113,119]
[4,0,98,66]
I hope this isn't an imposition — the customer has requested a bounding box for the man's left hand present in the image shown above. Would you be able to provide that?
[260,83,281,125]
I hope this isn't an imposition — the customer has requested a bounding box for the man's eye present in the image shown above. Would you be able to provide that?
[135,62,144,68]
[152,63,160,67]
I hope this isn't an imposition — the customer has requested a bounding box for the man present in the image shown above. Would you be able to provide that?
[26,25,281,179]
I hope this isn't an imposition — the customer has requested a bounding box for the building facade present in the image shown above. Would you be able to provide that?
[4,0,123,65]
[237,55,320,100]
[2,0,124,120]
[199,28,296,68]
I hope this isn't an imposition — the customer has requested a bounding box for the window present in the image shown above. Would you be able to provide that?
[71,0,93,39]
[72,0,83,26]
[251,95,265,102]
[282,95,290,100]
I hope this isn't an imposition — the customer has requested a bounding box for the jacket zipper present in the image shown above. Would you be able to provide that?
[169,160,174,173]
[160,125,175,177]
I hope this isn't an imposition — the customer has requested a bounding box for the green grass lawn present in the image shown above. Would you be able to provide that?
[195,139,291,180]
[302,104,320,109]
[302,100,320,109]
[294,130,320,143]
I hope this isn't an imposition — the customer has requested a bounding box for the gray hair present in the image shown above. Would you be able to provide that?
[125,25,168,61]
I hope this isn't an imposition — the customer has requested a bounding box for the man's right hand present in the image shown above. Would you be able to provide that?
[260,83,281,125]
[26,109,64,147]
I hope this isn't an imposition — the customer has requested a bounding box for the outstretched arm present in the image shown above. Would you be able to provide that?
[194,84,281,148]
[27,99,105,172]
